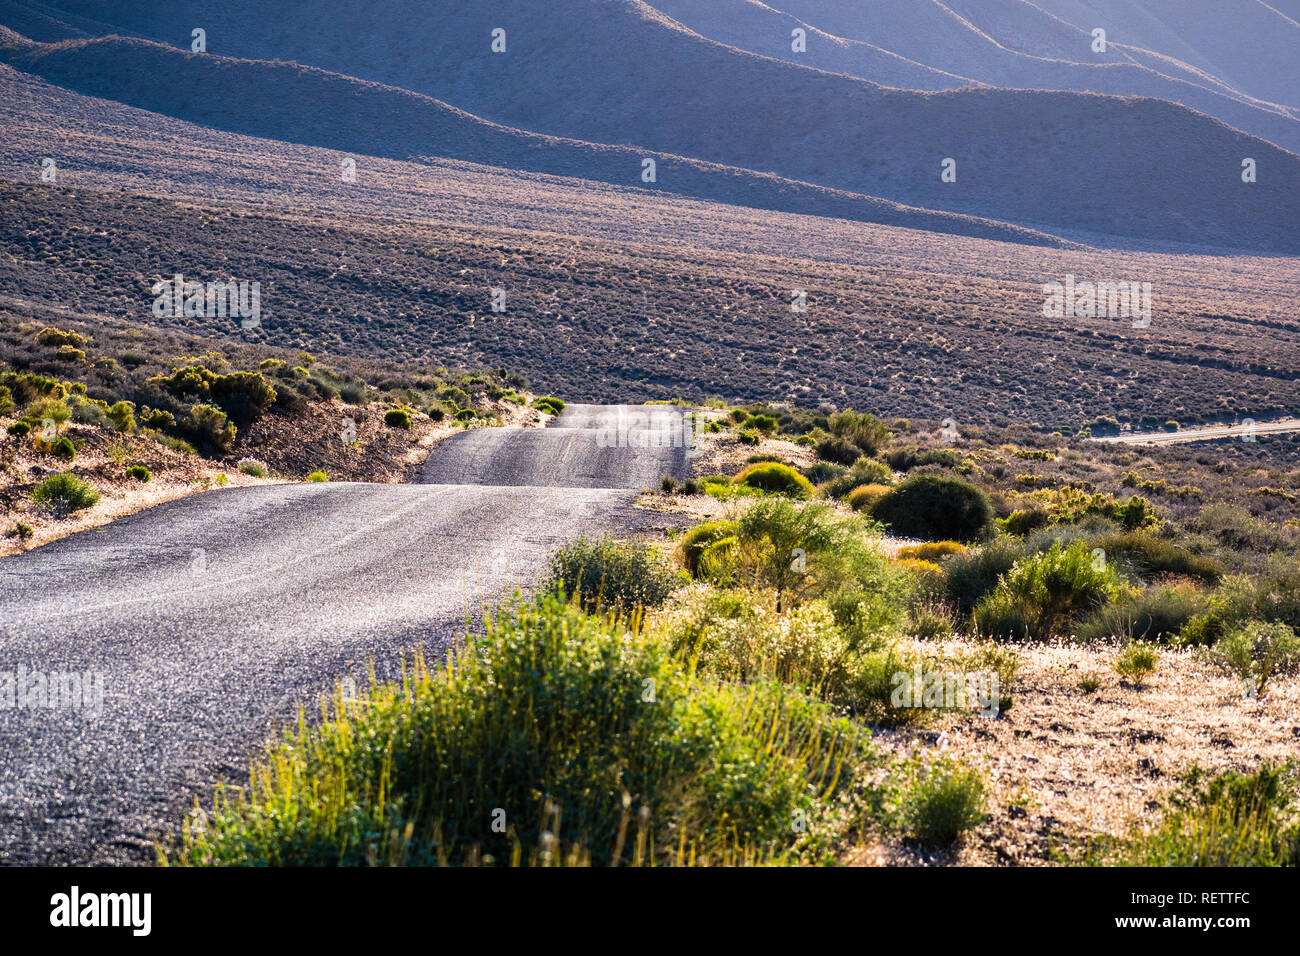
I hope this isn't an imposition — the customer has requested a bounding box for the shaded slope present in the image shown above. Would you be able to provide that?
[0,32,1064,247]
[659,0,1300,151]
[1029,0,1300,109]
[7,1,1297,251]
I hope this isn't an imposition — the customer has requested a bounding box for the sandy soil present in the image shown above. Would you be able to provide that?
[860,638,1300,866]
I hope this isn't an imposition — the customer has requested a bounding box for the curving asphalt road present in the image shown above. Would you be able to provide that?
[0,404,688,865]
[420,403,693,487]
[1090,418,1300,445]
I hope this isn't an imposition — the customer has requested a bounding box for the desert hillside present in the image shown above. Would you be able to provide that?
[2,2,1297,251]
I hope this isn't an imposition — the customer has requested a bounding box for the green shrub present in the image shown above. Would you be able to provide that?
[1114,641,1159,687]
[712,499,902,615]
[212,372,277,426]
[338,380,368,404]
[870,475,994,543]
[1000,507,1050,536]
[139,406,176,431]
[822,457,895,499]
[742,414,778,435]
[846,483,890,512]
[1190,503,1289,554]
[898,541,968,563]
[147,430,198,456]
[662,589,849,689]
[904,757,987,847]
[803,462,845,485]
[1211,621,1300,696]
[546,536,683,616]
[237,457,268,478]
[384,408,412,429]
[151,366,276,428]
[50,436,76,462]
[5,522,33,542]
[7,420,30,437]
[732,462,814,499]
[678,520,738,578]
[26,397,70,428]
[174,596,868,866]
[944,537,1029,614]
[179,403,236,454]
[1094,531,1222,584]
[908,600,958,640]
[1177,575,1258,647]
[0,385,12,417]
[844,644,932,726]
[0,369,65,404]
[307,470,328,483]
[533,396,566,415]
[107,400,136,432]
[35,326,88,348]
[1097,764,1300,866]
[974,540,1126,641]
[1077,581,1205,644]
[828,410,891,457]
[737,428,761,445]
[815,435,861,465]
[884,445,962,472]
[32,472,99,515]
[1253,562,1300,632]
[126,465,151,482]
[69,395,111,427]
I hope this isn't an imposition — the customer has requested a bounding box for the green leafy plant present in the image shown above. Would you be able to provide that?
[1077,581,1205,644]
[1211,621,1300,697]
[126,465,151,482]
[1114,641,1159,687]
[173,596,868,866]
[32,472,99,515]
[1095,764,1300,866]
[731,462,814,499]
[236,457,268,478]
[50,436,76,462]
[974,540,1126,641]
[546,536,684,617]
[903,757,987,847]
[870,475,993,543]
[708,499,901,615]
[533,396,566,416]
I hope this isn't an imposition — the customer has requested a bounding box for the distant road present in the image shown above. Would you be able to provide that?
[420,403,691,488]
[0,404,687,864]
[1091,419,1300,445]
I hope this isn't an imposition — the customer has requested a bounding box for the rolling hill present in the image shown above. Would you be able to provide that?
[2,61,1297,429]
[0,32,1063,247]
[652,0,1300,153]
[2,1,1297,251]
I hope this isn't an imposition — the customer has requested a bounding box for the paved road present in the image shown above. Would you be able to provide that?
[0,405,682,864]
[420,403,692,487]
[1090,419,1300,445]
